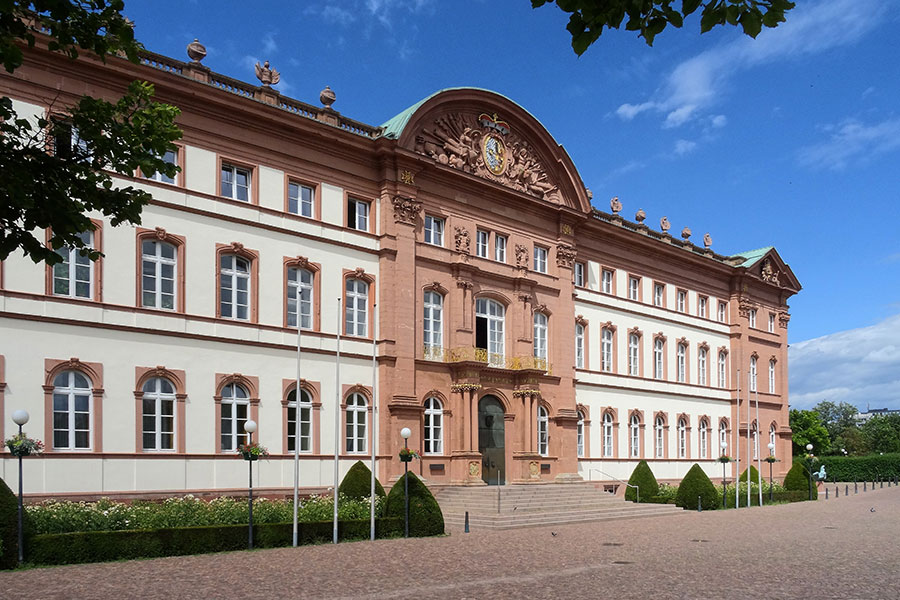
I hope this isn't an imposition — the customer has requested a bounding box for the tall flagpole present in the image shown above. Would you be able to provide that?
[292,286,302,547]
[746,371,751,509]
[755,386,763,507]
[735,369,741,509]
[370,303,378,541]
[333,297,342,544]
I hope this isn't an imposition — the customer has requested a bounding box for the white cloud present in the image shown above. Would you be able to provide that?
[262,33,277,55]
[615,0,887,128]
[711,115,727,128]
[797,117,900,170]
[789,313,900,410]
[674,139,697,156]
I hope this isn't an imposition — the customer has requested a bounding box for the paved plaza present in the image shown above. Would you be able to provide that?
[3,486,898,599]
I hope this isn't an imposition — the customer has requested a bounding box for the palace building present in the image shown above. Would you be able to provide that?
[0,38,801,498]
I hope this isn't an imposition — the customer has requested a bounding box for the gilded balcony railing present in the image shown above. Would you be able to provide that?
[423,346,551,374]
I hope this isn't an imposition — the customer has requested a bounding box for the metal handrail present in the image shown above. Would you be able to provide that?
[588,468,639,503]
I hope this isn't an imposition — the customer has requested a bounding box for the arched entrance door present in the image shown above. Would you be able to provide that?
[478,395,505,485]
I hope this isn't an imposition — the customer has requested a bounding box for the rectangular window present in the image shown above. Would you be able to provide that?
[601,329,613,372]
[601,269,614,294]
[494,234,507,262]
[424,215,445,246]
[345,278,369,336]
[476,230,489,258]
[348,198,369,231]
[628,276,640,301]
[53,230,93,299]
[288,181,314,218]
[677,344,686,383]
[143,149,177,184]
[749,308,757,329]
[575,323,585,369]
[718,301,728,323]
[220,255,251,320]
[287,267,313,329]
[768,312,775,333]
[769,360,776,393]
[221,164,251,202]
[574,262,585,287]
[141,239,176,310]
[677,290,687,313]
[534,246,548,273]
[699,296,708,318]
[653,283,664,307]
[628,334,640,376]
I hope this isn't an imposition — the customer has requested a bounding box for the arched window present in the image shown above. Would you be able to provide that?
[676,343,687,383]
[769,359,776,393]
[699,418,709,459]
[141,240,176,310]
[718,351,727,388]
[653,338,664,379]
[287,267,314,329]
[52,371,92,449]
[142,377,175,451]
[751,421,759,460]
[423,291,443,358]
[719,420,728,455]
[769,424,777,457]
[220,383,250,451]
[749,355,758,392]
[677,417,687,459]
[628,333,640,376]
[424,397,443,455]
[655,416,665,458]
[475,297,505,367]
[345,278,369,336]
[533,312,548,364]
[698,347,708,386]
[287,388,313,453]
[575,323,585,369]
[538,405,549,456]
[603,412,614,457]
[220,254,251,320]
[629,414,641,458]
[346,392,367,453]
[601,328,614,372]
[576,410,585,457]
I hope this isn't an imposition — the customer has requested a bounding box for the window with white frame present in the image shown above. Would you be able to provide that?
[220,383,249,451]
[533,312,548,363]
[749,355,758,392]
[475,298,505,367]
[677,343,687,383]
[653,338,664,379]
[424,215,444,246]
[749,308,757,329]
[720,420,728,455]
[142,377,175,451]
[423,291,443,358]
[655,416,665,458]
[577,411,585,457]
[221,164,251,201]
[718,301,727,323]
[345,392,367,453]
[52,120,88,159]
[287,267,314,329]
[345,278,369,336]
[288,181,314,218]
[53,230,93,299]
[141,240,176,310]
[601,269,614,294]
[476,230,489,258]
[751,421,759,460]
[769,424,776,456]
[144,149,177,184]
[628,333,640,376]
[628,276,640,300]
[768,312,775,333]
[699,419,708,459]
[677,418,687,458]
[52,371,92,450]
[629,414,641,458]
[718,351,727,388]
[538,405,549,456]
[698,347,708,386]
[769,359,776,393]
[287,388,313,453]
[653,283,664,307]
[348,198,370,231]
[424,397,443,455]
[574,262,585,287]
[601,328,613,372]
[677,290,687,313]
[603,412,614,457]
[699,296,707,318]
[533,246,548,273]
[220,255,250,320]
[494,234,507,262]
[575,322,585,369]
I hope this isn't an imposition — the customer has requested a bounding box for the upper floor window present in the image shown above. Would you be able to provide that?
[677,417,687,458]
[423,291,443,357]
[476,297,505,366]
[534,246,548,273]
[495,234,507,262]
[749,355,758,392]
[718,351,728,388]
[142,377,175,451]
[52,371,92,450]
[220,255,250,320]
[220,383,249,451]
[287,267,314,329]
[698,347,708,386]
[653,283,664,307]
[655,416,665,458]
[533,312,548,363]
[143,149,177,184]
[476,230,489,258]
[677,290,687,313]
[577,410,585,458]
[221,164,251,202]
[699,419,708,459]
[768,312,776,333]
[141,240,176,310]
[345,278,369,336]
[628,276,640,301]
[749,308,757,329]
[751,422,759,460]
[348,198,369,231]
[287,388,313,453]
[698,296,708,318]
[720,420,728,455]
[628,333,640,376]
[51,120,88,159]
[601,328,614,372]
[574,262,585,287]
[718,301,727,323]
[629,414,641,458]
[575,323,585,369]
[288,181,314,218]
[345,392,367,453]
[603,412,614,457]
[424,397,443,455]
[769,359,776,393]
[769,424,777,457]
[424,215,444,246]
[53,230,93,299]
[653,338,664,379]
[601,269,614,294]
[676,343,687,383]
[538,405,549,456]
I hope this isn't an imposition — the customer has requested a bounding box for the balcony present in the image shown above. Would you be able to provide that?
[423,346,551,373]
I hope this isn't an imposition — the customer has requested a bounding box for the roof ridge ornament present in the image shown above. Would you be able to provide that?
[255,60,280,87]
[186,39,206,64]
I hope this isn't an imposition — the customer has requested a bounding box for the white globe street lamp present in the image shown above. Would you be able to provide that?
[400,427,412,537]
[12,409,30,564]
[244,419,258,549]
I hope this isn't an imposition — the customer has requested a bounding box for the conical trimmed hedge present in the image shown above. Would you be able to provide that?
[625,460,659,502]
[338,460,386,500]
[384,472,443,536]
[0,476,27,569]
[675,464,720,510]
[739,465,762,483]
[783,460,818,500]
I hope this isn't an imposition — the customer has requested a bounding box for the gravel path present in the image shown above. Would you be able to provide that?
[3,486,898,599]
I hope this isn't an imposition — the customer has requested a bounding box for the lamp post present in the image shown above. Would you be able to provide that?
[720,440,728,509]
[244,419,258,550]
[766,442,776,503]
[12,409,29,565]
[805,443,814,501]
[400,427,411,538]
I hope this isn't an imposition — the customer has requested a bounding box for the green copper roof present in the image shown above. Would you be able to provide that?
[732,246,773,268]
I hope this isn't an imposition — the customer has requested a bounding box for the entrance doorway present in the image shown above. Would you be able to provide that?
[478,395,505,485]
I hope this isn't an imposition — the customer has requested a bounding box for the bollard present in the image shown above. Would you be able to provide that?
[855,481,858,494]
[881,479,884,489]
[825,487,829,500]
[835,486,839,498]
[698,495,702,512]
[846,484,849,496]
[464,511,469,533]
[864,481,867,492]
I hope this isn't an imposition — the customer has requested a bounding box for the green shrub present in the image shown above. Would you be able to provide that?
[723,489,808,507]
[624,460,659,502]
[816,453,900,482]
[0,476,22,569]
[339,460,386,500]
[739,465,762,483]
[675,464,720,510]
[783,460,817,500]
[384,472,443,537]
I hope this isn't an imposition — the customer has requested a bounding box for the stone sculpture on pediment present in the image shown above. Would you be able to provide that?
[454,226,471,255]
[515,244,529,269]
[761,258,781,286]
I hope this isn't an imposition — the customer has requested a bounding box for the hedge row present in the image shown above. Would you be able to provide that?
[723,490,810,507]
[815,453,900,482]
[28,517,403,566]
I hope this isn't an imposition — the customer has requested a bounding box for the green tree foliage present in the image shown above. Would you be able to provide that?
[782,460,817,500]
[738,464,761,483]
[0,1,182,265]
[0,476,30,569]
[531,0,796,52]
[384,472,444,537]
[624,459,659,502]
[813,401,861,453]
[338,460,386,501]
[861,414,900,455]
[789,409,831,456]
[674,464,719,510]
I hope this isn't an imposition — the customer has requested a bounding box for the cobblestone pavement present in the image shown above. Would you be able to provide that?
[3,486,899,600]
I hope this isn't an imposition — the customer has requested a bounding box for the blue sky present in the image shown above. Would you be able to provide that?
[123,0,900,409]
